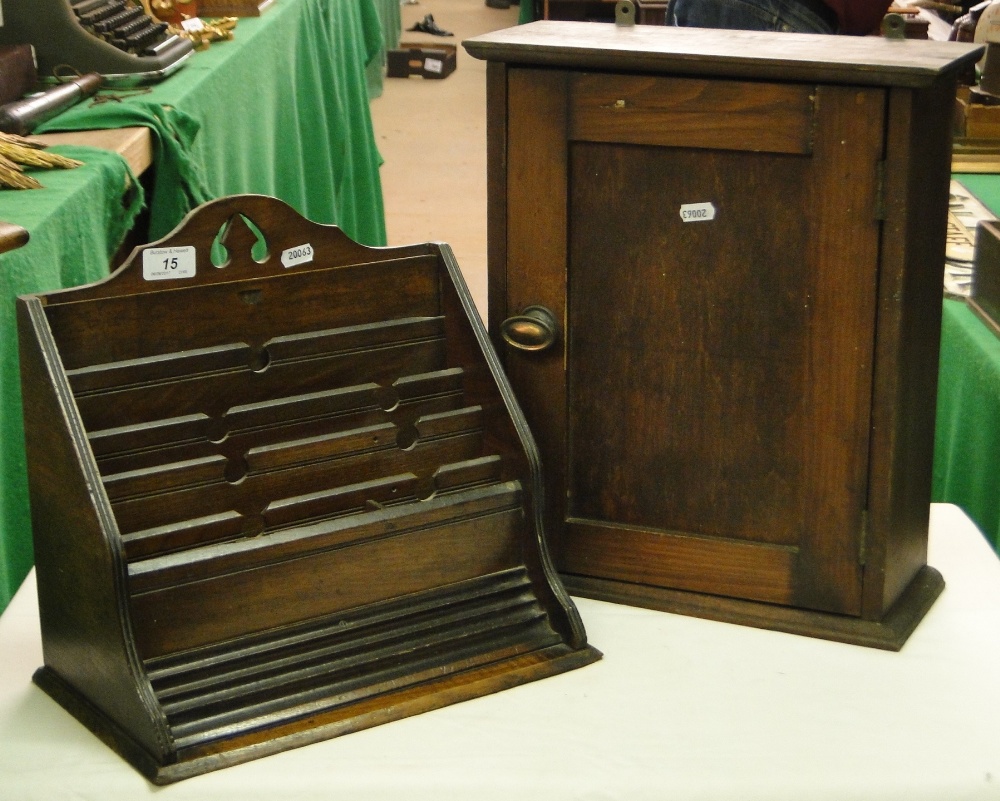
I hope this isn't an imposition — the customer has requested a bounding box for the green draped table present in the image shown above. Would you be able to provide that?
[934,174,1000,554]
[935,299,1000,553]
[0,148,142,615]
[0,0,390,615]
[368,0,402,97]
[36,0,388,247]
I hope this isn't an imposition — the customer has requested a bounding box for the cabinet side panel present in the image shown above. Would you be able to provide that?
[866,80,954,616]
[789,84,884,616]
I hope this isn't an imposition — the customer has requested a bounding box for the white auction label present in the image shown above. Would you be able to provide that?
[143,246,196,280]
[679,202,717,223]
[181,17,206,32]
[424,58,444,74]
[281,243,315,268]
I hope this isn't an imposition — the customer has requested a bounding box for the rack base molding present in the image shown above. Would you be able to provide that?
[16,195,599,784]
[465,22,984,650]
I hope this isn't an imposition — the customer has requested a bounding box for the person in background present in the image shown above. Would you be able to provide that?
[666,0,894,35]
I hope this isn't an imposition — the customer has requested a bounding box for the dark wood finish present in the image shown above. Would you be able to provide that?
[465,22,980,649]
[634,0,668,24]
[866,78,957,617]
[542,0,667,24]
[465,21,982,87]
[387,43,458,80]
[568,74,816,154]
[0,220,28,254]
[971,220,1000,336]
[17,194,599,783]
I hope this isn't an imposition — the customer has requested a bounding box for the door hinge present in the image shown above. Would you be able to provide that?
[874,160,887,222]
[858,508,869,566]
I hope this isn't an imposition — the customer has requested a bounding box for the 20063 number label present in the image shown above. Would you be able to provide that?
[679,202,717,223]
[281,243,314,268]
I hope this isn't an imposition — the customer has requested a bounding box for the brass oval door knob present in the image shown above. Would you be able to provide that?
[500,305,558,351]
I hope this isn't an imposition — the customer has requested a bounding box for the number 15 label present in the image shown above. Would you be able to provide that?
[143,246,197,281]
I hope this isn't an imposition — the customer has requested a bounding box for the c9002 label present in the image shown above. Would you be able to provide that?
[679,202,717,223]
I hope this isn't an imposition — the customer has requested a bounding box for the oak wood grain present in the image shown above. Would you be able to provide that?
[474,22,957,646]
[17,194,599,782]
[465,21,983,88]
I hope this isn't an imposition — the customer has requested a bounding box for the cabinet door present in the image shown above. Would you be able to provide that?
[501,68,886,616]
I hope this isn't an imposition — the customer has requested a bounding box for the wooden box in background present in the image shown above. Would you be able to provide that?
[465,23,982,649]
[387,43,457,80]
[0,44,37,105]
[541,0,667,24]
[972,219,1000,335]
[17,195,598,783]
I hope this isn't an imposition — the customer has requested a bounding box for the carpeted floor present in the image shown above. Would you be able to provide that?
[369,0,521,319]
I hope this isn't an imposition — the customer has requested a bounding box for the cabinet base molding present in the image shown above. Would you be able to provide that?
[565,566,944,651]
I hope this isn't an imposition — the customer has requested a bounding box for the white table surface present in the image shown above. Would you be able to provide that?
[2,503,999,800]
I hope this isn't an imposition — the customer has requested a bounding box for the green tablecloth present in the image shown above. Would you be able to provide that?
[0,0,390,614]
[37,0,387,247]
[933,172,1000,553]
[0,147,142,614]
[368,0,402,97]
[934,299,1000,552]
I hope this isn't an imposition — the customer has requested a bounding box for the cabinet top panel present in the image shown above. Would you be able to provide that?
[463,21,982,88]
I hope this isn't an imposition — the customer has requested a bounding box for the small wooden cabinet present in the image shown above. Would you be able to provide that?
[465,23,982,649]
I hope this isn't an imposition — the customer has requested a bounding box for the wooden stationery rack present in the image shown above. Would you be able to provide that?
[17,194,599,784]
